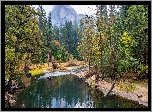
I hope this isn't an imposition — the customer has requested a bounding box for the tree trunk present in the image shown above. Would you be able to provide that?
[24,63,30,76]
[47,52,50,67]
[104,81,115,97]
[51,56,58,70]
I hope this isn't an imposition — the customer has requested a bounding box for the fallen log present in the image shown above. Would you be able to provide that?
[104,82,115,97]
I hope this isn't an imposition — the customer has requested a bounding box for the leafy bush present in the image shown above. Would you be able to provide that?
[137,64,148,79]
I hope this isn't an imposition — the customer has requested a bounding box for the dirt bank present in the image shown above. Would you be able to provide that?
[75,70,148,107]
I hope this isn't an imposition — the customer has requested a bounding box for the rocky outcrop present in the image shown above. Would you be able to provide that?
[50,5,84,26]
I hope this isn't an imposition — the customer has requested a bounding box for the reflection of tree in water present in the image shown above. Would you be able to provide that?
[14,74,89,108]
[87,87,147,108]
[13,73,147,108]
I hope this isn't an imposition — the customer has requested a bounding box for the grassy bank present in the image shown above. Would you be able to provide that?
[29,60,86,76]
[29,68,44,76]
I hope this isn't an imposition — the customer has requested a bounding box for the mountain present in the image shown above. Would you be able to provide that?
[50,5,85,26]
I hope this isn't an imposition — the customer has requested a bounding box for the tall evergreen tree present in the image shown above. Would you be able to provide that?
[37,5,54,66]
[5,5,42,75]
[59,21,80,59]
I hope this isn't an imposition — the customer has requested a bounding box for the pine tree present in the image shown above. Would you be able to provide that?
[5,5,42,75]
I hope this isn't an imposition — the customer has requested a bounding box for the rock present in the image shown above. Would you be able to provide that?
[47,76,52,80]
[5,92,17,107]
[95,85,99,88]
[91,75,96,80]
[51,5,84,26]
[9,99,16,107]
[137,94,143,98]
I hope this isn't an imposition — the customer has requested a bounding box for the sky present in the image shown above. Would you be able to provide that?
[32,5,97,16]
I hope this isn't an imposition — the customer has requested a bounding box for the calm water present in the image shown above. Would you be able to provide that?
[13,72,147,108]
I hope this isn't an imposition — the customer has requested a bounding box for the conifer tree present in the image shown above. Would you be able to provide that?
[5,5,42,75]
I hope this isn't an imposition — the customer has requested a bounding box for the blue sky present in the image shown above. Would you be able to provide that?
[32,5,97,16]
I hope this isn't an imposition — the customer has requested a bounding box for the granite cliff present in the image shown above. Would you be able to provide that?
[50,5,85,26]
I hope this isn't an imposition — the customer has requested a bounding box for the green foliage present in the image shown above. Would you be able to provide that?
[56,45,66,62]
[118,82,137,92]
[5,5,148,82]
[117,5,148,77]
[137,64,148,76]
[37,5,53,63]
[78,15,101,70]
[78,5,148,81]
[125,5,148,66]
[121,32,135,50]
[5,47,15,63]
[60,21,81,59]
[5,5,42,75]
[69,54,74,60]
[118,31,138,73]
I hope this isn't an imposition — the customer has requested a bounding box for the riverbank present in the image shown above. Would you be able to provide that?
[29,60,87,76]
[40,60,148,107]
[11,60,148,107]
[75,70,148,107]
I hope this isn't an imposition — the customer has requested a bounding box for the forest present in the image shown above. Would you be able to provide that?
[5,5,148,108]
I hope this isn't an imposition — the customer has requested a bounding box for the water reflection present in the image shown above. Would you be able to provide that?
[14,74,147,108]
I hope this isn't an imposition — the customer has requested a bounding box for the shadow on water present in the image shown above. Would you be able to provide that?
[87,88,147,108]
[13,72,147,108]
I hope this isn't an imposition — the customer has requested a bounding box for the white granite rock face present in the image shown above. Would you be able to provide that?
[50,5,84,26]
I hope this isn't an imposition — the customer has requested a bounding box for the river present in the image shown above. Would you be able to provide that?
[12,68,147,108]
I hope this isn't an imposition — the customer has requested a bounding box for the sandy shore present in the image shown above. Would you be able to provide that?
[75,70,148,107]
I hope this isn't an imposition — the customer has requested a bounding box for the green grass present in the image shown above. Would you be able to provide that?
[117,82,138,92]
[88,80,96,87]
[28,60,86,76]
[29,68,44,76]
